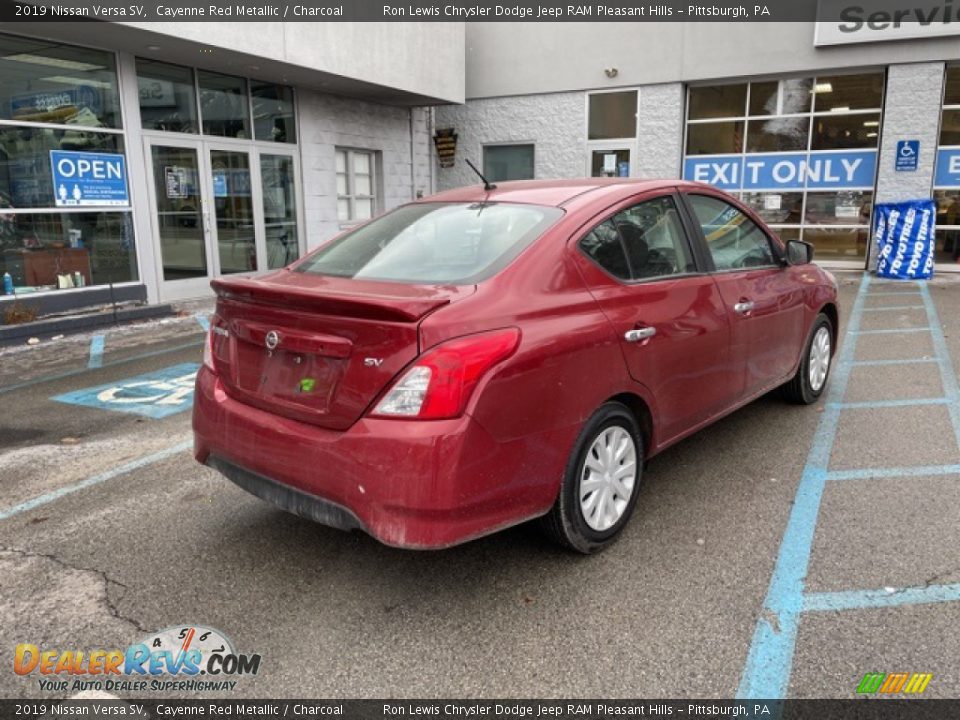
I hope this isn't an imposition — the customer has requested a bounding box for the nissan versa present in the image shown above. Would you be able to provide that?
[192,179,839,553]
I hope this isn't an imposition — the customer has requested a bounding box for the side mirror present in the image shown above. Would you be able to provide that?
[785,239,814,266]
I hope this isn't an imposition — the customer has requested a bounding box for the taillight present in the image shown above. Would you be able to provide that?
[372,328,521,420]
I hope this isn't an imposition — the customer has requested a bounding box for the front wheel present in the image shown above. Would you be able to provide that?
[783,313,834,404]
[540,402,643,554]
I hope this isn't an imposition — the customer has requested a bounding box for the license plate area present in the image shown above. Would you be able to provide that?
[235,341,343,412]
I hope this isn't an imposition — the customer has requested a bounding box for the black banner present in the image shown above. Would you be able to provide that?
[0,0,831,23]
[1,700,956,720]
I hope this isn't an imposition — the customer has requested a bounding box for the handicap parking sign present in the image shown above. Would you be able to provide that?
[895,140,920,172]
[52,363,200,419]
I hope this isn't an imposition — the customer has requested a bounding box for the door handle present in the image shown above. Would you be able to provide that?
[734,301,755,314]
[624,327,656,343]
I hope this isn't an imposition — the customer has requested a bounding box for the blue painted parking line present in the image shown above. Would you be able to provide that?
[828,397,949,410]
[87,335,105,369]
[919,282,960,452]
[51,362,200,419]
[827,463,960,481]
[803,583,960,612]
[0,439,191,522]
[736,273,870,699]
[861,305,924,312]
[850,358,938,367]
[852,326,931,335]
[740,271,960,699]
[0,340,204,396]
[196,313,210,332]
[865,291,922,297]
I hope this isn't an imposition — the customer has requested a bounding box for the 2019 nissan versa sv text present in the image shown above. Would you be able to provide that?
[193,179,838,553]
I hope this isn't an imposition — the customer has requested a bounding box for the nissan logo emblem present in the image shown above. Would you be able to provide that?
[265,330,280,350]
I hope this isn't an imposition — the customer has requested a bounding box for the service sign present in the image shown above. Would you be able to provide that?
[683,150,877,192]
[815,0,960,45]
[50,150,130,207]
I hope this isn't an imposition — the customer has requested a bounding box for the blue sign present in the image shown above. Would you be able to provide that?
[213,172,228,197]
[895,140,920,172]
[874,200,935,280]
[617,161,630,178]
[935,148,960,188]
[683,150,877,192]
[50,150,129,207]
[52,363,199,419]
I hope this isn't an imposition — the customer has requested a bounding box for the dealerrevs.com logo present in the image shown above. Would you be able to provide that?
[14,625,261,693]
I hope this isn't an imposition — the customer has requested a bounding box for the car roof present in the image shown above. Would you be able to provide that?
[423,178,709,209]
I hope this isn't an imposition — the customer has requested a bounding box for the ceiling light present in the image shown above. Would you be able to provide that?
[866,132,878,138]
[863,120,879,127]
[829,106,851,112]
[813,82,833,93]
[3,53,102,71]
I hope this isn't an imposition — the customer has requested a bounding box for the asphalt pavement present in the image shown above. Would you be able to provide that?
[1,273,959,699]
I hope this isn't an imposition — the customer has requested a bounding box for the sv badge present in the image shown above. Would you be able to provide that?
[364,358,384,367]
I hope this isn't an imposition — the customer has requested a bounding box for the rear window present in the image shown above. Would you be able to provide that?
[295,202,562,284]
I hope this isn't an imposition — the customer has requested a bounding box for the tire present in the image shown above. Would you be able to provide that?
[540,402,644,554]
[783,313,834,405]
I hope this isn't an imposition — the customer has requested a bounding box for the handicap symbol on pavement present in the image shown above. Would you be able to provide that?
[52,362,200,419]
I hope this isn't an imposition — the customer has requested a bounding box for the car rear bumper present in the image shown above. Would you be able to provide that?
[192,367,564,549]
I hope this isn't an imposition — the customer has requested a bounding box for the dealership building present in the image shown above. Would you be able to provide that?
[2,19,960,319]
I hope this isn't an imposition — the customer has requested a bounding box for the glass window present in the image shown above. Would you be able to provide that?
[611,196,695,278]
[804,191,872,226]
[136,59,198,134]
[298,202,562,284]
[688,84,747,120]
[483,144,534,182]
[933,190,960,264]
[811,113,881,150]
[251,82,295,143]
[0,127,124,209]
[686,121,744,155]
[945,67,960,106]
[802,227,868,261]
[580,220,630,280]
[0,34,121,128]
[746,116,810,152]
[588,91,637,140]
[198,71,249,139]
[0,212,137,290]
[813,73,884,112]
[687,194,776,270]
[261,154,299,269]
[741,192,804,225]
[590,148,630,178]
[941,109,960,146]
[748,81,778,116]
[781,77,814,115]
[336,149,378,223]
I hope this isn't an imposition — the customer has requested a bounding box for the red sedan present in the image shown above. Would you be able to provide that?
[193,179,838,553]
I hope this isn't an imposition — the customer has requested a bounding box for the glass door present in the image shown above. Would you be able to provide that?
[145,138,302,301]
[145,138,213,300]
[207,146,260,275]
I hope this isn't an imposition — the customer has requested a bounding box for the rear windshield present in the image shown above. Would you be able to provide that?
[295,202,563,284]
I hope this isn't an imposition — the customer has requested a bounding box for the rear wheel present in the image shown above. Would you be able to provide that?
[783,313,833,404]
[540,402,643,554]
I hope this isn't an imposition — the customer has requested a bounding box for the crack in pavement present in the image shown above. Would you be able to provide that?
[0,544,151,634]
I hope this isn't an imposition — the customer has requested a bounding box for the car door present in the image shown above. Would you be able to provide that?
[571,191,738,443]
[681,191,806,399]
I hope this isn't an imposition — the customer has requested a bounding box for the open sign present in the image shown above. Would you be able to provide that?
[50,150,130,207]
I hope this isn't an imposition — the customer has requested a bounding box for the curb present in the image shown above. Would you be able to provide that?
[0,304,175,347]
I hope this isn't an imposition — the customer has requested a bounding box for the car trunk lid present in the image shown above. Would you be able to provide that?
[209,271,474,430]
